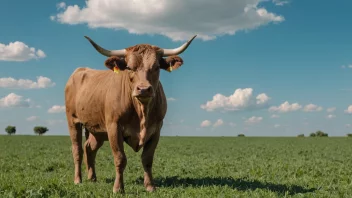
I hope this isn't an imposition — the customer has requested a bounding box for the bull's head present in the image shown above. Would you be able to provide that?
[84,35,196,103]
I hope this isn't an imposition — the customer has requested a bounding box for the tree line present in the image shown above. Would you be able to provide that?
[5,125,48,135]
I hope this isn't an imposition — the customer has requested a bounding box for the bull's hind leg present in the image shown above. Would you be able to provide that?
[67,117,83,184]
[84,130,105,182]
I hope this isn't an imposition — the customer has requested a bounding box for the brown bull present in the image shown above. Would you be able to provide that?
[64,35,196,193]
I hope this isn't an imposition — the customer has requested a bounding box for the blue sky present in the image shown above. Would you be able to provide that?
[1,0,352,136]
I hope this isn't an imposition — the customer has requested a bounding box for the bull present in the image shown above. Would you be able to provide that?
[64,35,196,193]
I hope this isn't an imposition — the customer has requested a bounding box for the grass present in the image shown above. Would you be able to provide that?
[0,135,351,197]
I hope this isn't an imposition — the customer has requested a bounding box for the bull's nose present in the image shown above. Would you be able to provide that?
[136,85,153,95]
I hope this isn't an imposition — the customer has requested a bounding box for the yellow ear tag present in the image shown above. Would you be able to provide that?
[113,66,120,74]
[167,63,173,72]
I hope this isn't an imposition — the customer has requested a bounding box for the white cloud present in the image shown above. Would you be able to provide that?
[303,104,323,112]
[0,93,31,108]
[56,2,66,10]
[26,116,39,121]
[345,105,352,114]
[326,114,336,119]
[0,41,46,61]
[245,116,263,124]
[201,88,270,112]
[269,101,302,113]
[229,122,236,127]
[0,76,55,89]
[167,97,176,101]
[341,65,352,69]
[271,114,280,118]
[346,124,351,128]
[200,120,212,127]
[272,0,289,6]
[48,105,66,113]
[51,0,284,41]
[326,107,336,113]
[274,124,280,128]
[213,119,224,127]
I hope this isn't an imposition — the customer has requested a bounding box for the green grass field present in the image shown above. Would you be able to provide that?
[0,135,351,197]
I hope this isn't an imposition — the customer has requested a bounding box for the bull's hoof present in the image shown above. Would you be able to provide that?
[87,177,97,182]
[113,187,125,194]
[146,185,156,192]
[74,178,82,184]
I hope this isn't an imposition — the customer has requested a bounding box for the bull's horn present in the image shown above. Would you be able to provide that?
[162,35,197,57]
[84,36,126,57]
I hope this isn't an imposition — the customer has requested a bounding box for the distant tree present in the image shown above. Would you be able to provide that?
[347,134,352,137]
[5,125,16,135]
[315,130,328,137]
[33,126,48,136]
[238,134,245,137]
[297,134,305,137]
[310,130,328,137]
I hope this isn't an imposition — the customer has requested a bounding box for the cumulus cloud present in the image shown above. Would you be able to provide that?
[274,124,280,128]
[269,101,302,113]
[0,41,46,61]
[0,76,55,89]
[200,120,212,127]
[213,119,224,127]
[326,107,336,113]
[326,114,336,119]
[56,2,66,10]
[272,0,289,6]
[245,116,263,124]
[341,65,352,69]
[344,105,352,114]
[167,97,176,101]
[48,105,65,113]
[201,88,270,112]
[0,93,31,108]
[51,0,284,41]
[27,116,39,121]
[303,104,323,112]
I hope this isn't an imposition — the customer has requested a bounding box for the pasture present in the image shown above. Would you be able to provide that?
[0,135,351,197]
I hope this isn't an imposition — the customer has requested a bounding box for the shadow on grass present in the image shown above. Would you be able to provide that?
[133,176,316,195]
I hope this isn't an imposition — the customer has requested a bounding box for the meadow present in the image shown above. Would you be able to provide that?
[0,135,351,198]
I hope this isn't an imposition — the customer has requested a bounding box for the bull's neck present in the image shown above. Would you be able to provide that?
[133,98,155,147]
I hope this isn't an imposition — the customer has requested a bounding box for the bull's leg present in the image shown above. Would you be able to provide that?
[141,126,161,192]
[107,122,127,193]
[67,120,83,184]
[83,132,104,182]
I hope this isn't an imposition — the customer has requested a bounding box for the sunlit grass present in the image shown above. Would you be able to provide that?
[0,135,351,197]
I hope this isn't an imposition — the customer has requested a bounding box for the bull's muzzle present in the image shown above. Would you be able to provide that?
[134,85,154,102]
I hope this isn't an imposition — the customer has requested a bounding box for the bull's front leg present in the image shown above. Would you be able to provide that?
[141,124,161,192]
[107,122,127,193]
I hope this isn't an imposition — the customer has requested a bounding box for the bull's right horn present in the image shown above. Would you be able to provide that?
[161,35,197,57]
[84,36,126,57]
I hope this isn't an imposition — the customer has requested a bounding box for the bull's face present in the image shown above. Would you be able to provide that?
[84,35,196,103]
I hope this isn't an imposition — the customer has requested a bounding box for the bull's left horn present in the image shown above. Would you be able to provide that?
[161,35,197,57]
[84,36,126,57]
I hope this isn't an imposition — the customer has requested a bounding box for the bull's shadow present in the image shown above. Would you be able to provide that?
[134,176,317,196]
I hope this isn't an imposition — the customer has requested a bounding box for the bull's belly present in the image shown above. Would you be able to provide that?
[122,124,158,152]
[83,123,159,152]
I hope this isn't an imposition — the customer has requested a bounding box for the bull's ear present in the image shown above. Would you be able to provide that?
[159,55,184,72]
[104,56,127,71]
